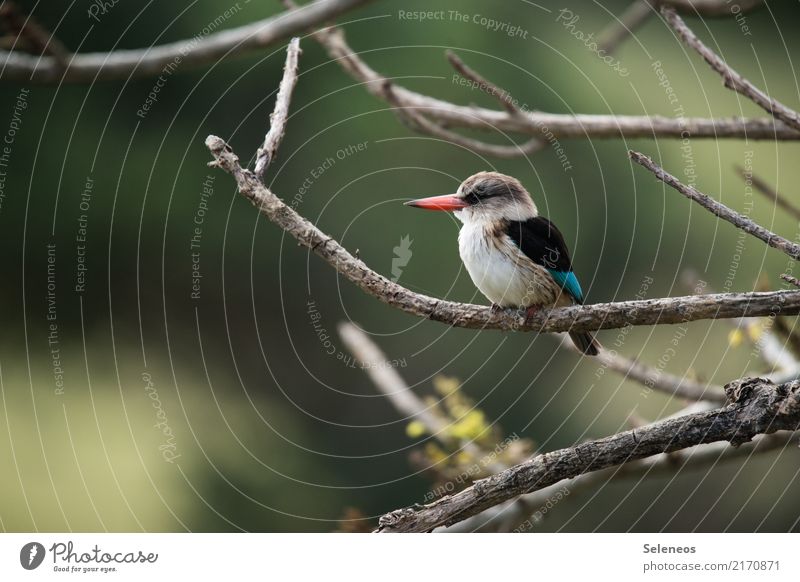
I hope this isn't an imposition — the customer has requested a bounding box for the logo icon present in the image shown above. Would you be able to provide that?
[20,542,46,570]
[391,235,413,282]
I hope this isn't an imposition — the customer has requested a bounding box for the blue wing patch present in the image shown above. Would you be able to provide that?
[547,269,584,303]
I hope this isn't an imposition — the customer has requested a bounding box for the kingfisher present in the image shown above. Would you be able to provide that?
[405,171,599,356]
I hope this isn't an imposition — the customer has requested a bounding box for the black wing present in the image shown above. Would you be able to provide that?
[505,216,573,272]
[504,216,584,303]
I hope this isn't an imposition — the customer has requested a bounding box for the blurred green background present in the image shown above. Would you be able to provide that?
[1,0,800,532]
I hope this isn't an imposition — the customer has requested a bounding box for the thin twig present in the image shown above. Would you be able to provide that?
[0,0,373,82]
[598,0,655,55]
[630,150,800,260]
[255,38,301,181]
[337,322,449,437]
[664,0,765,16]
[661,7,800,132]
[559,333,725,403]
[337,322,505,471]
[377,377,800,532]
[207,137,800,334]
[594,349,726,404]
[735,165,800,223]
[382,80,546,158]
[445,50,524,117]
[781,274,800,289]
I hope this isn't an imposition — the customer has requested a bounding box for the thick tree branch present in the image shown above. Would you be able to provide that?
[377,377,800,532]
[0,0,373,83]
[255,37,301,180]
[662,7,800,133]
[630,151,800,260]
[446,428,798,532]
[206,136,800,334]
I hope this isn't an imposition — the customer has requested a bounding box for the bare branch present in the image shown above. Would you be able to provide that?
[781,274,800,289]
[337,322,506,471]
[664,0,765,17]
[598,0,765,55]
[337,322,450,438]
[445,51,524,117]
[382,80,546,158]
[0,1,68,64]
[594,349,726,404]
[661,7,800,133]
[0,0,373,83]
[630,151,800,260]
[446,428,797,532]
[255,38,301,181]
[302,10,799,143]
[559,334,725,403]
[206,137,800,335]
[377,377,800,532]
[736,165,800,223]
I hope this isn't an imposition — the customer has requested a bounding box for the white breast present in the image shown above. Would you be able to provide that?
[458,222,560,308]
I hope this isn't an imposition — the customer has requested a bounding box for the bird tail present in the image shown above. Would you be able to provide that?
[569,331,600,356]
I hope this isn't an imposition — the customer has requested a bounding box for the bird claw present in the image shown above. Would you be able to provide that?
[524,305,542,324]
[490,303,504,313]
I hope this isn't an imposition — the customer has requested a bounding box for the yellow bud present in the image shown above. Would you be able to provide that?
[406,420,427,438]
[433,375,460,396]
[746,323,763,343]
[728,328,744,348]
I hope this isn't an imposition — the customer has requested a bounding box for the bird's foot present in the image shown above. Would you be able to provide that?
[490,303,504,313]
[524,305,543,324]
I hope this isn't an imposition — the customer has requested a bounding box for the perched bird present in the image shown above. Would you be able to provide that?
[405,171,599,356]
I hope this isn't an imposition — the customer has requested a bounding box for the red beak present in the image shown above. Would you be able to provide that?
[404,194,469,211]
